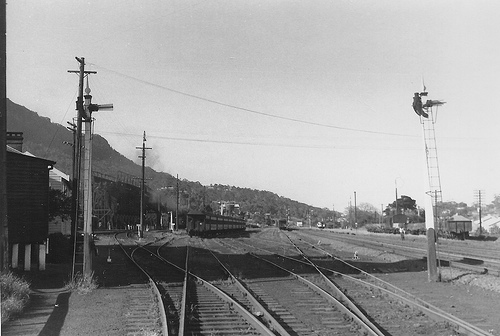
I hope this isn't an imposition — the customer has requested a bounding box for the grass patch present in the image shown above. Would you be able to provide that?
[65,272,98,295]
[1,271,31,322]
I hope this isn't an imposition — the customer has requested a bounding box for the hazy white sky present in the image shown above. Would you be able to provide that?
[6,0,500,210]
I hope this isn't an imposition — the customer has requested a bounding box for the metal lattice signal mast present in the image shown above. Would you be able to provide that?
[422,105,443,227]
[412,88,445,282]
[413,90,446,227]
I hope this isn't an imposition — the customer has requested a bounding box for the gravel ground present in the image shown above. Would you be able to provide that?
[296,228,500,335]
[312,228,500,294]
[2,233,159,336]
[3,229,499,336]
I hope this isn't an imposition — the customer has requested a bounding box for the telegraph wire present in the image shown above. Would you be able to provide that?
[89,74,138,151]
[90,63,417,138]
[99,130,420,151]
[44,89,79,157]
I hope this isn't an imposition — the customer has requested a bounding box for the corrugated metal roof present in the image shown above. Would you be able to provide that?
[448,214,471,222]
[50,166,70,181]
[6,145,55,165]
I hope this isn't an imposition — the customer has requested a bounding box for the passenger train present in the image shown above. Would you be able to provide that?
[186,211,246,237]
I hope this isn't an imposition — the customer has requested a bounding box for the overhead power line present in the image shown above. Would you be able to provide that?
[99,130,419,151]
[90,63,417,138]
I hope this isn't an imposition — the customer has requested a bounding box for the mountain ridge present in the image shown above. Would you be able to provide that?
[6,99,333,222]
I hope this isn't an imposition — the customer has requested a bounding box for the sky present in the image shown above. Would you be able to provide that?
[6,0,500,211]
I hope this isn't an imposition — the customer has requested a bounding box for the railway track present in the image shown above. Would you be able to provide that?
[192,237,383,336]
[117,232,275,335]
[216,228,495,336]
[113,229,496,335]
[123,231,386,335]
[282,231,495,336]
[297,229,500,275]
[114,232,167,336]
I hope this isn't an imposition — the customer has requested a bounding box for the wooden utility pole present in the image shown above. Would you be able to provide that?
[474,190,484,235]
[68,58,112,277]
[354,191,357,229]
[395,180,399,215]
[136,132,151,238]
[1,0,8,271]
[175,174,179,231]
[68,58,95,278]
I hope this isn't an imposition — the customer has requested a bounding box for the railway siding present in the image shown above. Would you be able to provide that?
[221,228,497,335]
[8,229,497,335]
[285,229,499,335]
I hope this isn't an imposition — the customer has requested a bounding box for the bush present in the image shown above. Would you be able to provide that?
[65,272,98,295]
[1,272,31,322]
[47,233,72,263]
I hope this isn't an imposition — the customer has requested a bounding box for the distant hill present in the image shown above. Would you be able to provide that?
[6,99,154,181]
[6,99,334,222]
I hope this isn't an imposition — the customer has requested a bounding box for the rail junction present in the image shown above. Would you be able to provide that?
[107,227,498,335]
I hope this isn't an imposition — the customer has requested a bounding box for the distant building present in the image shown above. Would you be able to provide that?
[49,166,71,194]
[473,214,500,234]
[444,214,472,238]
[392,214,408,228]
[48,167,72,235]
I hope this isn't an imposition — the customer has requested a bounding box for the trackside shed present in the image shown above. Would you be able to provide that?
[6,145,54,245]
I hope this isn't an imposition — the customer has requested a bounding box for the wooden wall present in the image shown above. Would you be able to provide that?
[6,151,52,244]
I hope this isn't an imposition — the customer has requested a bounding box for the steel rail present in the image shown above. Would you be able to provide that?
[153,238,276,335]
[281,233,385,336]
[300,230,500,275]
[247,252,383,336]
[316,230,500,260]
[178,243,189,336]
[184,246,276,335]
[113,233,169,336]
[283,231,495,336]
[220,233,495,336]
[200,240,293,336]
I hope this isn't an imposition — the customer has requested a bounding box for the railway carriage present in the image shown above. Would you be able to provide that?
[443,214,472,239]
[277,219,287,230]
[404,216,472,239]
[186,211,246,236]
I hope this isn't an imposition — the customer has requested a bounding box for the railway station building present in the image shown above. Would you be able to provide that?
[6,132,55,271]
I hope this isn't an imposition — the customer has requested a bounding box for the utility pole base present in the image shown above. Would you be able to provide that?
[427,228,440,282]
